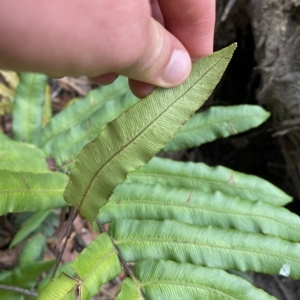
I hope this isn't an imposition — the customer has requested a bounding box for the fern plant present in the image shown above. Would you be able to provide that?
[0,44,299,299]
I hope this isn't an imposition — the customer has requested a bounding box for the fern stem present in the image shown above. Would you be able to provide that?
[96,219,145,299]
[0,115,6,133]
[0,284,38,297]
[51,207,77,279]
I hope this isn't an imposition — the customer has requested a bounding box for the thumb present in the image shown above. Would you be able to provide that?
[121,18,192,89]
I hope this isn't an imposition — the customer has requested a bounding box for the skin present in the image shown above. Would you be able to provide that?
[0,0,215,98]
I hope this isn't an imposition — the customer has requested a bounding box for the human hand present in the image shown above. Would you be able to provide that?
[0,0,215,97]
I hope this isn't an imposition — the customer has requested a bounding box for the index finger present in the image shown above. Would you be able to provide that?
[157,0,215,59]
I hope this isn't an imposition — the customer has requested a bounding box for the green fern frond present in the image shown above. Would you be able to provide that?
[164,105,270,151]
[99,182,300,242]
[37,233,121,300]
[12,73,48,144]
[0,170,68,215]
[39,77,138,166]
[117,260,277,300]
[110,219,300,279]
[127,157,291,206]
[0,136,48,173]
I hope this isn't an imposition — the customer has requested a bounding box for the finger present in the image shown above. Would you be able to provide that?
[120,18,191,88]
[150,0,164,25]
[47,74,63,79]
[128,79,155,98]
[90,73,119,86]
[157,0,215,58]
[0,0,191,89]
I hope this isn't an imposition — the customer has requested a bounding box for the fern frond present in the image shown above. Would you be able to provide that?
[116,260,277,300]
[12,73,47,144]
[127,157,291,206]
[110,219,300,279]
[0,136,48,173]
[0,170,68,215]
[37,233,121,300]
[99,182,300,242]
[44,89,138,166]
[39,77,139,166]
[164,105,270,151]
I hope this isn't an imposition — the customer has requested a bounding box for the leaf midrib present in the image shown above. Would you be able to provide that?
[127,173,289,203]
[116,238,300,266]
[105,200,300,234]
[25,74,37,142]
[0,155,45,162]
[0,189,65,194]
[176,113,266,135]
[140,281,237,300]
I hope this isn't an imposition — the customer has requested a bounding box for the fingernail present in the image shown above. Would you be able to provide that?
[162,50,191,85]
